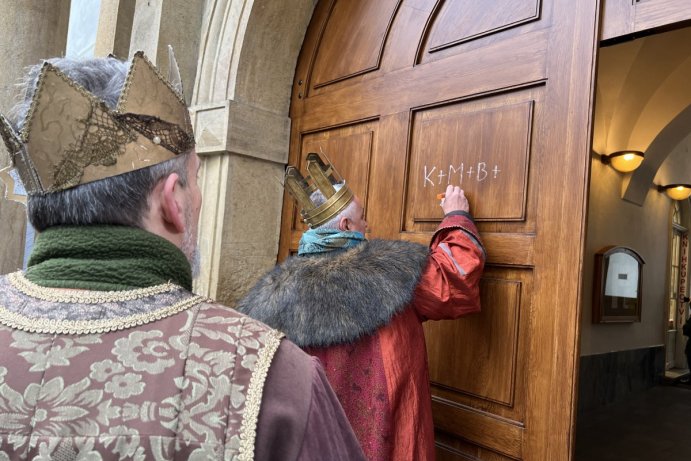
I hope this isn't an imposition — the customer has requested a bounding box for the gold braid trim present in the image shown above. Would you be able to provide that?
[0,294,207,335]
[7,271,177,304]
[235,329,285,461]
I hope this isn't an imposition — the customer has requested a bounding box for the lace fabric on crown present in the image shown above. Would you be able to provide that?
[53,101,136,191]
[117,113,195,156]
[0,52,195,194]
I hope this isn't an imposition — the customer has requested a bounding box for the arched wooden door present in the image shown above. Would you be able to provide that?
[279,1,599,459]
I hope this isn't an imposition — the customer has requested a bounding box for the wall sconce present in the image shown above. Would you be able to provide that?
[658,184,691,201]
[600,150,645,173]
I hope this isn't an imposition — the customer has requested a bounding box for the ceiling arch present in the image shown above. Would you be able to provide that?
[593,26,691,205]
[623,103,691,204]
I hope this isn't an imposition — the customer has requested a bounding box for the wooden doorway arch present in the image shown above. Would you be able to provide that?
[281,1,599,459]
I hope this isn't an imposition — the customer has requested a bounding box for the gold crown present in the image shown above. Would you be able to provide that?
[0,50,194,195]
[284,153,354,228]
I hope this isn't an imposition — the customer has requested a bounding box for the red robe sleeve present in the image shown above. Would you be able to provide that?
[413,212,486,321]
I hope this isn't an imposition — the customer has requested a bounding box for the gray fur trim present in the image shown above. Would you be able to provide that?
[236,239,429,347]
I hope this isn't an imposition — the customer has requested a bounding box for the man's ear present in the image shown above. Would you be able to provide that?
[160,173,185,234]
[338,216,350,232]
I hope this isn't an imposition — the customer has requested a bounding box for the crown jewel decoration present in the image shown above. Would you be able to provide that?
[284,153,354,228]
[0,49,194,198]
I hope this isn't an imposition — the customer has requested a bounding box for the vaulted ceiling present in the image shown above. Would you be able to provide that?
[593,26,691,205]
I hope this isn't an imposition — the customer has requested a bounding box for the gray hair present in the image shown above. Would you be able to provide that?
[10,56,190,231]
[309,182,358,229]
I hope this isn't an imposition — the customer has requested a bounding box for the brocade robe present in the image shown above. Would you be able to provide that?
[0,272,365,460]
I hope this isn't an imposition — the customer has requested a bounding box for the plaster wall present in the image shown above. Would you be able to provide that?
[129,0,203,106]
[655,131,691,187]
[580,159,670,356]
[94,0,135,58]
[191,0,316,303]
[0,0,70,275]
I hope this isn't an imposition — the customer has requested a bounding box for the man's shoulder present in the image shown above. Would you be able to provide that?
[237,238,430,348]
[198,300,319,382]
[194,299,286,338]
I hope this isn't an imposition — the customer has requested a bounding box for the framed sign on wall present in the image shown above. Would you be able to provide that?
[593,246,645,323]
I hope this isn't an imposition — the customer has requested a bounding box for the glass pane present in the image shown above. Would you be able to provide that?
[604,253,639,298]
[66,0,101,58]
[668,228,685,328]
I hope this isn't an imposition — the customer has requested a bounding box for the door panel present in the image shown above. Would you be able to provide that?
[310,0,401,89]
[426,274,528,408]
[282,1,599,459]
[426,268,532,460]
[435,429,522,461]
[296,29,548,126]
[405,91,536,228]
[292,121,377,231]
[426,0,541,52]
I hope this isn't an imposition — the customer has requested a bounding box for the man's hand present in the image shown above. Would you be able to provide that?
[441,185,469,214]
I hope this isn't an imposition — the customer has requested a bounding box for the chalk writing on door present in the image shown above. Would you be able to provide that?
[423,163,501,187]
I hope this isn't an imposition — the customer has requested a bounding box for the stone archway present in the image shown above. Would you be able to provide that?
[190,0,316,302]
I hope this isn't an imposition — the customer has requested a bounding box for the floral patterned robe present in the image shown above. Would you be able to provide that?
[0,272,364,460]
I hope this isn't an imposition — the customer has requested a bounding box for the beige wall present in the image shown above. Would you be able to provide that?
[94,0,135,58]
[190,0,316,303]
[0,0,70,274]
[129,0,203,105]
[655,131,691,187]
[580,158,671,356]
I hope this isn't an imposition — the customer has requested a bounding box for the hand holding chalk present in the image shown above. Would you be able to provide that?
[439,185,469,214]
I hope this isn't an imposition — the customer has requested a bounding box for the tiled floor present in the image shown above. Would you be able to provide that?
[574,384,691,460]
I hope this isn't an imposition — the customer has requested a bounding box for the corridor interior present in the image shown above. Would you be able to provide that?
[575,23,691,461]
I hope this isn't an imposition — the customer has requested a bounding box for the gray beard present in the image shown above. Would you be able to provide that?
[182,210,200,278]
[186,243,200,278]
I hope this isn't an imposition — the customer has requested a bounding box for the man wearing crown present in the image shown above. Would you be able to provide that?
[238,153,486,460]
[0,55,365,460]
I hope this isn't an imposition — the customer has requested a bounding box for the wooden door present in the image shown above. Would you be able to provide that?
[280,1,599,459]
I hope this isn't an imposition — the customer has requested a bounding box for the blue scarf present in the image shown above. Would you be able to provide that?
[298,228,366,256]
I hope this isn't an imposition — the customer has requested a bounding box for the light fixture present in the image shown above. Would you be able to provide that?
[600,150,645,173]
[658,184,691,201]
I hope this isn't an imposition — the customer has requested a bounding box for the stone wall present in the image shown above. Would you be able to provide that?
[190,0,316,303]
[0,0,71,274]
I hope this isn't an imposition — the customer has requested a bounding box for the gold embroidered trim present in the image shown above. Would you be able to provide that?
[235,329,284,461]
[0,294,207,335]
[7,271,178,304]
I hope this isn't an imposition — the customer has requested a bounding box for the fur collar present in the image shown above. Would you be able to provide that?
[236,239,429,347]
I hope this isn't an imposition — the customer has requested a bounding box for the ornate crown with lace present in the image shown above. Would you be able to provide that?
[0,50,194,196]
[284,153,354,228]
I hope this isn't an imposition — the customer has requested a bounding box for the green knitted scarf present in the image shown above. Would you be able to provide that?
[25,226,193,291]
